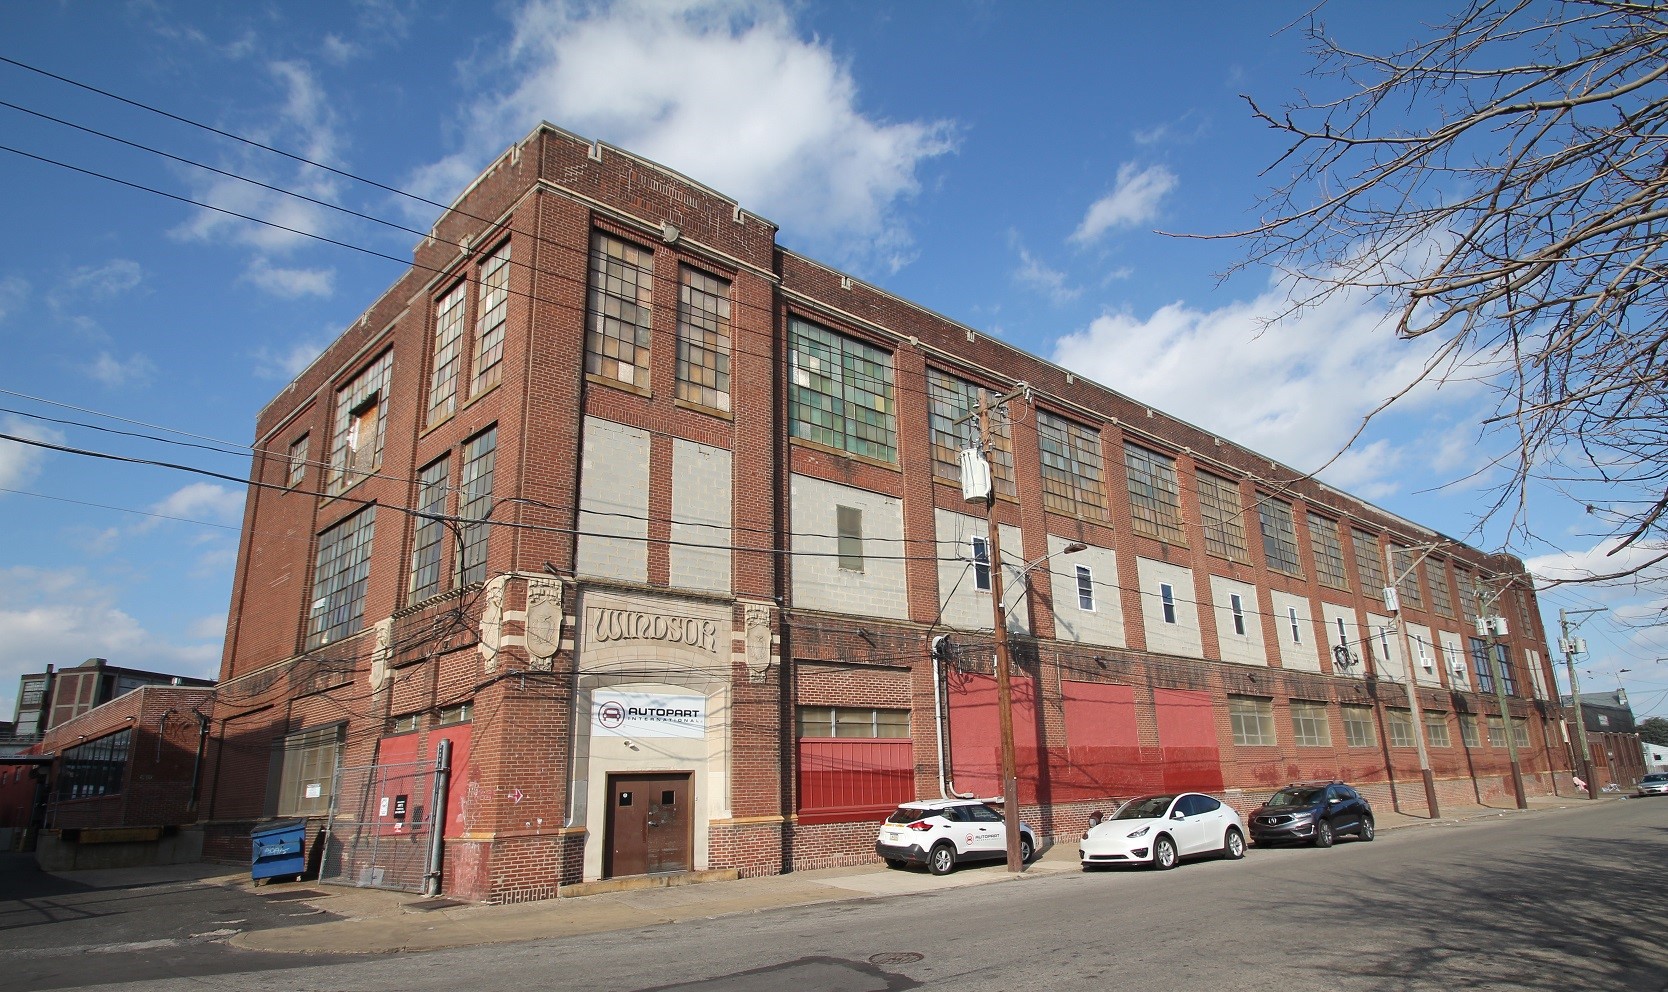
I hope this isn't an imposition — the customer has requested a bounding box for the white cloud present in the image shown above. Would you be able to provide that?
[1070,163,1177,244]
[86,351,157,388]
[1133,112,1207,146]
[0,567,223,718]
[320,33,361,64]
[0,274,29,322]
[187,613,230,640]
[1526,537,1668,587]
[142,483,246,529]
[243,259,335,298]
[47,260,143,315]
[408,0,955,271]
[253,336,330,381]
[1048,276,1477,495]
[0,415,66,490]
[1013,245,1080,304]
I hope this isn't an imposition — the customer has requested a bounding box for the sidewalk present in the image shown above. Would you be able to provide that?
[192,794,1608,955]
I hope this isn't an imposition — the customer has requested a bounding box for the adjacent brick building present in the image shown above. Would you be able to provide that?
[207,123,1573,902]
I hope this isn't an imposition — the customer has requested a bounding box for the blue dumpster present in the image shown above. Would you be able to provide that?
[251,819,307,883]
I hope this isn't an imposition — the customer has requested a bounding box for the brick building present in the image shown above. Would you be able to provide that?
[206,123,1571,902]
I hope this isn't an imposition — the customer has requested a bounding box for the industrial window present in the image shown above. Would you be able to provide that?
[1037,411,1105,519]
[971,536,990,591]
[458,427,496,586]
[836,505,864,572]
[1459,714,1480,747]
[1424,712,1452,748]
[1160,583,1177,624]
[788,318,897,462]
[1495,644,1517,696]
[306,505,376,648]
[1196,471,1247,561]
[388,714,421,734]
[1291,702,1331,747]
[274,724,342,817]
[327,351,392,494]
[1308,514,1349,590]
[1514,589,1533,637]
[1353,529,1386,596]
[797,707,910,739]
[1392,547,1426,609]
[409,456,450,601]
[1228,695,1277,747]
[676,266,732,412]
[586,232,654,390]
[1258,497,1302,575]
[1124,443,1185,544]
[428,280,467,425]
[287,434,309,488]
[1230,593,1246,635]
[926,370,1015,498]
[1284,607,1301,643]
[438,703,473,725]
[1487,716,1506,748]
[1430,560,1457,619]
[1459,569,1480,622]
[1470,637,1494,693]
[56,729,131,801]
[1342,706,1376,748]
[1512,718,1530,748]
[1387,709,1416,748]
[1076,565,1095,611]
[471,241,512,396]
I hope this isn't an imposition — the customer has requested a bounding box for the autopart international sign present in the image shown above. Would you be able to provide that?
[592,691,705,739]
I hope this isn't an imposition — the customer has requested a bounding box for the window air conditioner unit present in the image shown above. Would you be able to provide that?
[1450,661,1467,681]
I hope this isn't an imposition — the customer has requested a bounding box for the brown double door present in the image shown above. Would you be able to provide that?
[605,772,692,877]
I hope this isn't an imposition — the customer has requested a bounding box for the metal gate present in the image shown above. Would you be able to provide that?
[320,760,436,892]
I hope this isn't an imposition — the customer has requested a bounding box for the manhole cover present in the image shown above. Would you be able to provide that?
[406,898,467,911]
[868,952,924,966]
[258,889,327,901]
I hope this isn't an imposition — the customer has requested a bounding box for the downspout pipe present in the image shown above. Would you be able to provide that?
[187,709,211,813]
[932,636,973,800]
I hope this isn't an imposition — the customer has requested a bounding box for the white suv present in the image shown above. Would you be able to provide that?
[875,799,1036,875]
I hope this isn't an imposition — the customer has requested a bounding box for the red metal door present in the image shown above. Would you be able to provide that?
[605,773,691,877]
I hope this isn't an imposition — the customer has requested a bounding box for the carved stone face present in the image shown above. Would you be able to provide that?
[527,580,561,661]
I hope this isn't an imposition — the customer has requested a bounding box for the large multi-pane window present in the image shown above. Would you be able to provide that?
[1342,706,1376,747]
[586,232,654,390]
[926,370,1015,498]
[1392,547,1426,609]
[1258,496,1302,575]
[471,241,511,396]
[1309,514,1349,590]
[1495,644,1517,696]
[287,434,309,488]
[1387,709,1417,748]
[796,707,910,738]
[1471,636,1494,693]
[1037,411,1105,518]
[1229,696,1277,746]
[1424,712,1452,748]
[458,427,496,586]
[1459,713,1480,747]
[676,266,732,411]
[1486,715,1507,748]
[428,281,467,424]
[307,506,376,648]
[788,318,897,462]
[1196,471,1247,561]
[1353,529,1386,595]
[56,729,131,801]
[1459,570,1480,622]
[1125,444,1185,544]
[274,724,342,817]
[410,457,450,601]
[1430,560,1457,618]
[1291,702,1332,747]
[327,351,392,494]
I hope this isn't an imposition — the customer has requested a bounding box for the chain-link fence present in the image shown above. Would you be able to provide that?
[320,761,436,892]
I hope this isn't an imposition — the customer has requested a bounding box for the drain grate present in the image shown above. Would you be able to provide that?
[867,952,924,966]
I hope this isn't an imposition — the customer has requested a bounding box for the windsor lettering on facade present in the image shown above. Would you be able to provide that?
[590,607,721,655]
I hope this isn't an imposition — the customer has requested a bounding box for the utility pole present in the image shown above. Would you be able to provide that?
[1559,607,1605,799]
[1475,583,1527,809]
[1384,545,1440,819]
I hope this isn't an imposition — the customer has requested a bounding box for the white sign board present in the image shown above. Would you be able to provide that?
[592,691,705,739]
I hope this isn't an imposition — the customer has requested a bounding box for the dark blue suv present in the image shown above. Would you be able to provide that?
[1249,782,1374,848]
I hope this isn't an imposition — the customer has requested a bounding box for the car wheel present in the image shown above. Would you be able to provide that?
[1223,828,1245,860]
[928,843,957,876]
[1018,834,1035,864]
[1314,820,1335,848]
[884,858,905,869]
[1358,815,1375,842]
[1152,835,1178,870]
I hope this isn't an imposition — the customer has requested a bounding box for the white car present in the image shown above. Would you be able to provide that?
[876,799,1036,875]
[1638,772,1668,797]
[1080,792,1246,870]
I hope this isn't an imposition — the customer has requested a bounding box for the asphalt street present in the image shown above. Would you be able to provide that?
[8,799,1666,992]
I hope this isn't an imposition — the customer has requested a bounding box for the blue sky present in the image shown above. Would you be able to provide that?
[2,0,1663,721]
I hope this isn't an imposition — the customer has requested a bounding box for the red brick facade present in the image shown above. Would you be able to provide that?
[208,124,1574,902]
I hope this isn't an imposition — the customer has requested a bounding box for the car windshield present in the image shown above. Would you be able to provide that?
[1113,795,1177,820]
[886,806,936,824]
[1265,788,1325,808]
[1645,773,1668,783]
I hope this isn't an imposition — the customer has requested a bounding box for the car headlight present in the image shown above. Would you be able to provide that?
[1126,825,1152,839]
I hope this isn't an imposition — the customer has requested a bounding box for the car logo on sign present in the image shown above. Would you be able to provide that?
[599,701,626,728]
